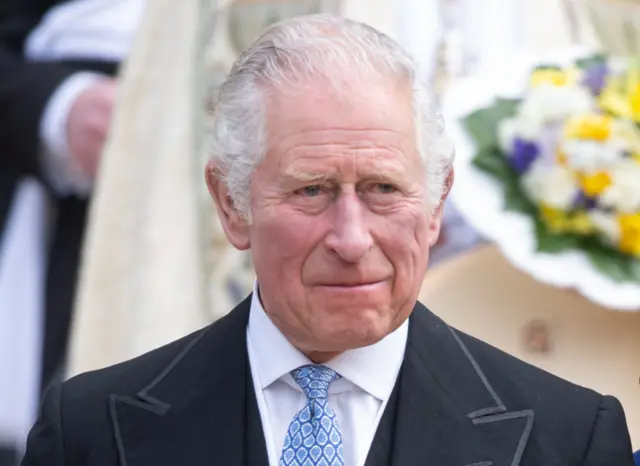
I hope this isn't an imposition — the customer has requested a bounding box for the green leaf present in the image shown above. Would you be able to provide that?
[628,259,640,282]
[504,181,537,216]
[532,64,562,72]
[532,220,640,282]
[534,219,581,253]
[585,248,635,283]
[575,54,607,70]
[472,147,512,179]
[576,237,640,283]
[462,98,520,150]
[472,147,537,216]
[531,223,640,282]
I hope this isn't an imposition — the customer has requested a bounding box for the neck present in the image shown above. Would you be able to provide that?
[305,350,341,364]
[257,285,343,364]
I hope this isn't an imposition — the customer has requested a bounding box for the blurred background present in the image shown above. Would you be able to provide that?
[0,0,638,464]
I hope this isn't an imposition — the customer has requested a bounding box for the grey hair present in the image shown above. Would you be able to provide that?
[206,14,454,216]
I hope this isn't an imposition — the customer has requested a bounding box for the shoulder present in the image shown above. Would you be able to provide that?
[412,303,603,413]
[454,329,633,461]
[62,295,252,401]
[60,295,251,416]
[60,293,251,411]
[57,324,211,450]
[455,328,599,398]
[23,327,212,464]
[25,298,253,463]
[63,325,209,401]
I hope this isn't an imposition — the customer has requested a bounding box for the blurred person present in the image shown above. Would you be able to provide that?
[23,15,634,466]
[0,0,145,459]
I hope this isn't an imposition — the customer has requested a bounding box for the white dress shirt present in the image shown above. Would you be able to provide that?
[246,284,408,466]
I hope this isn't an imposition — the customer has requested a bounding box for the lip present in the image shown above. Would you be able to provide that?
[316,280,386,290]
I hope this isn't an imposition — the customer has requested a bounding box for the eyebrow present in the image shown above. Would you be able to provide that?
[280,169,334,183]
[279,154,416,184]
[280,169,411,189]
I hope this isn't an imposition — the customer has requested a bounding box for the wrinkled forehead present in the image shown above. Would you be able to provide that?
[263,76,417,153]
[253,78,423,185]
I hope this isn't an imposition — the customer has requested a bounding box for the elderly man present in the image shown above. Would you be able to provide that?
[22,14,633,466]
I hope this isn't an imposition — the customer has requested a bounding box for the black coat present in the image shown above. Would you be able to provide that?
[22,297,635,465]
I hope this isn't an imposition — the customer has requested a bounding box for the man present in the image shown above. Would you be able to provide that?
[0,0,143,460]
[0,0,143,396]
[22,14,634,466]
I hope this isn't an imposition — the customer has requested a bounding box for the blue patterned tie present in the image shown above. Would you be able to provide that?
[279,365,344,466]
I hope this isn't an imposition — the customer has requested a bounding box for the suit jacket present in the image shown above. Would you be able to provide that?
[0,0,119,389]
[22,296,634,466]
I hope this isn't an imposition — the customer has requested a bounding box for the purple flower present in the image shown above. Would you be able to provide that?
[537,123,563,166]
[582,63,609,95]
[573,191,598,210]
[509,138,539,174]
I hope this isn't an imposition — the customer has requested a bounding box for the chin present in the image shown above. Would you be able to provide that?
[314,306,395,350]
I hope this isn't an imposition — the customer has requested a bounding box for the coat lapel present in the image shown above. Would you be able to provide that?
[107,296,534,466]
[245,361,270,466]
[109,296,263,466]
[364,375,401,466]
[391,302,535,466]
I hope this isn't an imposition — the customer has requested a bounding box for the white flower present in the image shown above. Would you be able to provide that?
[560,139,624,171]
[588,210,620,244]
[519,85,594,127]
[521,161,578,210]
[608,119,640,155]
[608,57,627,76]
[600,159,640,212]
[497,117,540,153]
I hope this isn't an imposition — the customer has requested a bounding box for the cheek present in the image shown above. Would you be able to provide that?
[381,207,429,251]
[250,209,327,281]
[376,209,431,277]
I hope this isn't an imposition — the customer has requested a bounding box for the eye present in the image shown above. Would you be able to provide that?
[296,185,324,197]
[371,183,398,194]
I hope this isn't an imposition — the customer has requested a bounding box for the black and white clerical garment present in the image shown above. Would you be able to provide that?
[0,0,145,456]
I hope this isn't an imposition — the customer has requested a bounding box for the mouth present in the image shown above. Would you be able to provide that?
[317,280,386,290]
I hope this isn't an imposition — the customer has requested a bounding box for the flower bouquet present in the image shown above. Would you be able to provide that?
[455,53,640,308]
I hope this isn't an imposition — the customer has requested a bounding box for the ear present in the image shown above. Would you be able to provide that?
[205,161,251,250]
[427,169,454,248]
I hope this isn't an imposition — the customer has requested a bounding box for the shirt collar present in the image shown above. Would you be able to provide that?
[247,282,408,401]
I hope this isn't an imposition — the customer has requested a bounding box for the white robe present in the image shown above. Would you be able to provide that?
[66,0,216,376]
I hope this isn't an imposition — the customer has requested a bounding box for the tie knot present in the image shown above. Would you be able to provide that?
[291,365,340,400]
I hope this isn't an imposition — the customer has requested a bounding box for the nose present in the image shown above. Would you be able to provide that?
[324,191,374,263]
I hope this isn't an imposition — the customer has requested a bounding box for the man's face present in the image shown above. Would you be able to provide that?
[209,79,448,357]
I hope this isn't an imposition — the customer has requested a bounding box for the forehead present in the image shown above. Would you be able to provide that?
[262,78,420,176]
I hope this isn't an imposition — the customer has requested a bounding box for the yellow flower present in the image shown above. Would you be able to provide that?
[618,213,640,257]
[540,205,595,235]
[570,211,597,235]
[556,151,568,166]
[599,66,640,122]
[579,171,612,197]
[540,205,570,232]
[564,114,613,141]
[530,68,577,88]
[630,86,640,116]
